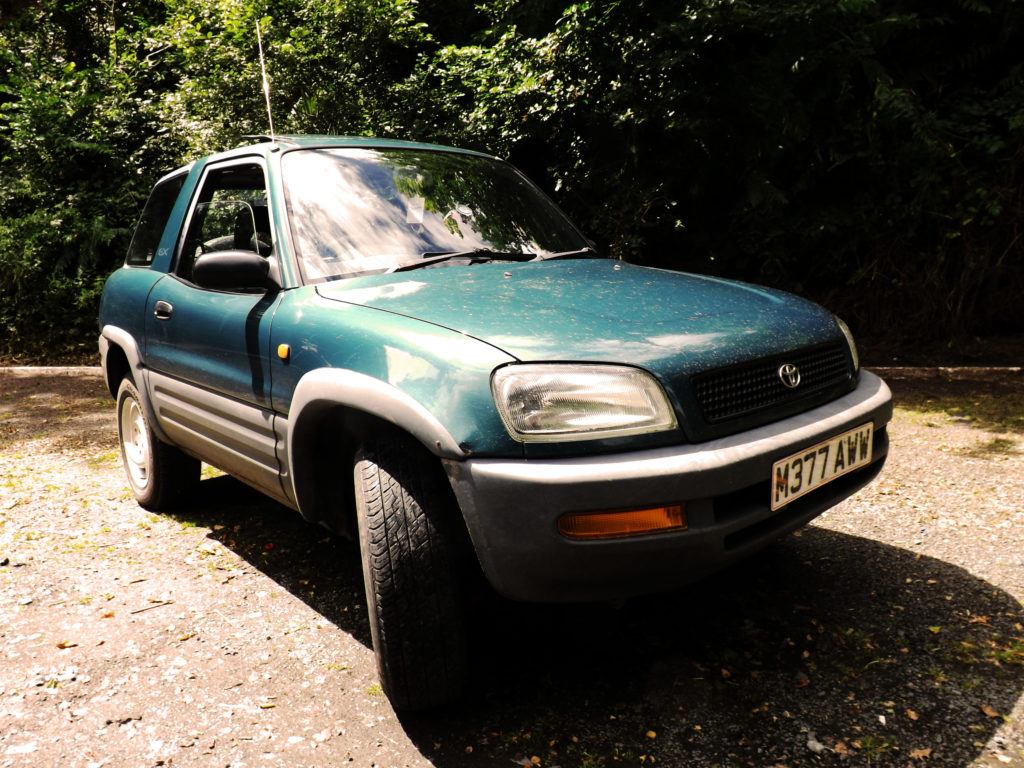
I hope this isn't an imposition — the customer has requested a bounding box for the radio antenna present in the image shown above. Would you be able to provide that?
[255,20,275,142]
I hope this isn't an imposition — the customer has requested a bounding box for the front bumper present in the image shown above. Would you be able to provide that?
[444,370,892,602]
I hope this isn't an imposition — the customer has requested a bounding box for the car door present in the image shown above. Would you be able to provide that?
[143,157,288,502]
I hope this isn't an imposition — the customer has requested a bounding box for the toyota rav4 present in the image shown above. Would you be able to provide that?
[99,135,892,710]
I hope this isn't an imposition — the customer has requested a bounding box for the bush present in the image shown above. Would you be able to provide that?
[395,0,1024,348]
[1,0,1021,362]
[0,0,183,361]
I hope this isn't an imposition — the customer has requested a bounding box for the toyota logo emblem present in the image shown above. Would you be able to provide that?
[778,363,801,389]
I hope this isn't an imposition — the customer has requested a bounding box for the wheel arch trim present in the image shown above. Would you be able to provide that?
[99,325,142,395]
[284,367,466,524]
[100,325,174,446]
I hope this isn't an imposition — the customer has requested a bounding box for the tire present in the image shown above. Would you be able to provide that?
[116,378,199,511]
[353,433,470,711]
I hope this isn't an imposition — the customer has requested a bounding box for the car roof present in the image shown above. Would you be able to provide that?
[161,134,499,180]
[244,134,491,153]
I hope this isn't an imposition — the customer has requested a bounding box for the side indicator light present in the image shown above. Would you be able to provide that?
[557,505,686,540]
[277,344,290,361]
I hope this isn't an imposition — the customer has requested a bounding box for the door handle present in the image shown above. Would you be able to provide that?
[153,300,173,320]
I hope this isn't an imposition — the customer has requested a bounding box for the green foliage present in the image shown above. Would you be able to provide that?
[398,0,1024,347]
[153,0,432,153]
[1,0,1022,361]
[0,0,185,360]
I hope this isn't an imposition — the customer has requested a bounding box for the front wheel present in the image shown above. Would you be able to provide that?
[116,378,199,510]
[353,434,470,711]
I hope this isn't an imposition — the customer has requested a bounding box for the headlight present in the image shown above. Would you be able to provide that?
[491,364,678,442]
[835,316,860,372]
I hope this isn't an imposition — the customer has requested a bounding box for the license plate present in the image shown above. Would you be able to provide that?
[771,423,874,510]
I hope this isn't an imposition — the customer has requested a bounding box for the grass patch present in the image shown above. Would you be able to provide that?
[958,437,1020,458]
[165,513,200,530]
[894,406,948,428]
[888,371,1024,433]
[856,734,898,760]
[201,463,226,480]
[988,637,1024,666]
[897,396,1024,433]
[88,449,120,470]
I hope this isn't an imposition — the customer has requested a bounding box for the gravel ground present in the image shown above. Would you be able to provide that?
[0,365,1021,768]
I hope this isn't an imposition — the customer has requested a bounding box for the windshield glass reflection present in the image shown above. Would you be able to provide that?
[281,148,590,281]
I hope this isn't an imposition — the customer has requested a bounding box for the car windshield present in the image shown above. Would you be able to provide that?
[281,147,592,281]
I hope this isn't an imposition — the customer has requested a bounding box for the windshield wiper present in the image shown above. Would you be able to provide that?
[391,248,537,272]
[388,246,597,273]
[535,246,600,261]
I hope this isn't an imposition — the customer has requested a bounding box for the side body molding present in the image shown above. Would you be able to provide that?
[283,368,467,523]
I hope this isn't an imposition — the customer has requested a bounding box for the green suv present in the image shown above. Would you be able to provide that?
[99,135,892,710]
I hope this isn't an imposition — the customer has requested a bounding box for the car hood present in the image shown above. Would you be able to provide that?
[315,259,839,373]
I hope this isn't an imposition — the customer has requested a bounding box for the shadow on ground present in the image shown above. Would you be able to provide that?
[165,475,373,648]
[168,474,1024,767]
[0,368,112,451]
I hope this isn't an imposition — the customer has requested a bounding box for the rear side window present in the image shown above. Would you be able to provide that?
[126,173,187,266]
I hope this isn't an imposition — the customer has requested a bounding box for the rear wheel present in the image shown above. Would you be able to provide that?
[353,433,470,710]
[116,378,199,510]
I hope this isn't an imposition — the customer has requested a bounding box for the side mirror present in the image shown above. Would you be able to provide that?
[193,250,281,292]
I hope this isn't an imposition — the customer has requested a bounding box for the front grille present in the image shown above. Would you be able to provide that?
[692,344,851,424]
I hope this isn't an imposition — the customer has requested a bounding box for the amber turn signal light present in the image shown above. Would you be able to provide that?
[557,505,686,540]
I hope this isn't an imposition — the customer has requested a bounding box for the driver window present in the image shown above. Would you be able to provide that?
[177,163,272,282]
